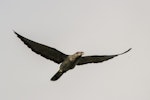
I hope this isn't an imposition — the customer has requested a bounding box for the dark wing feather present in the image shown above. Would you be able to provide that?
[14,31,68,64]
[77,48,131,65]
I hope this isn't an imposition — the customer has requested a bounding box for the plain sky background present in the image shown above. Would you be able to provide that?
[0,0,150,100]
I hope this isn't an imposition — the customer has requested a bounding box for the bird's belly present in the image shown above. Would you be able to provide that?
[60,59,79,72]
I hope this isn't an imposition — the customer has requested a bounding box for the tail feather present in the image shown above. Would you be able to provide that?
[51,71,64,81]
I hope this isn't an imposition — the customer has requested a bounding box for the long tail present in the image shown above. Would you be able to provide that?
[51,71,64,81]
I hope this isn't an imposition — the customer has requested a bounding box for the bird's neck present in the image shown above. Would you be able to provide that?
[69,54,81,61]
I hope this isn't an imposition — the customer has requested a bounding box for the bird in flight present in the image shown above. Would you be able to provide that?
[14,31,131,81]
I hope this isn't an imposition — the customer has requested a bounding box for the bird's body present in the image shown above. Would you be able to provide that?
[14,31,131,81]
[60,53,81,72]
[51,52,83,80]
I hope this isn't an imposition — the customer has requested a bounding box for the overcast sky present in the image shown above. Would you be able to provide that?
[0,0,150,100]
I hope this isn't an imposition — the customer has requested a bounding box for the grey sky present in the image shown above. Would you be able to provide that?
[0,0,150,100]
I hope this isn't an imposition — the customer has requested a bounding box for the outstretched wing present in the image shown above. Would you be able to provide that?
[77,48,131,65]
[14,31,68,64]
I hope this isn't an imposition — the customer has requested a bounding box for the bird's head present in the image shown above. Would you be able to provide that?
[75,52,84,56]
[70,52,84,61]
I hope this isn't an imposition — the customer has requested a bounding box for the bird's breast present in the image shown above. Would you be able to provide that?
[59,57,80,72]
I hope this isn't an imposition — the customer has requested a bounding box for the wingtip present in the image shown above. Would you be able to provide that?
[119,48,132,55]
[13,30,23,38]
[13,30,18,35]
[125,48,132,53]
